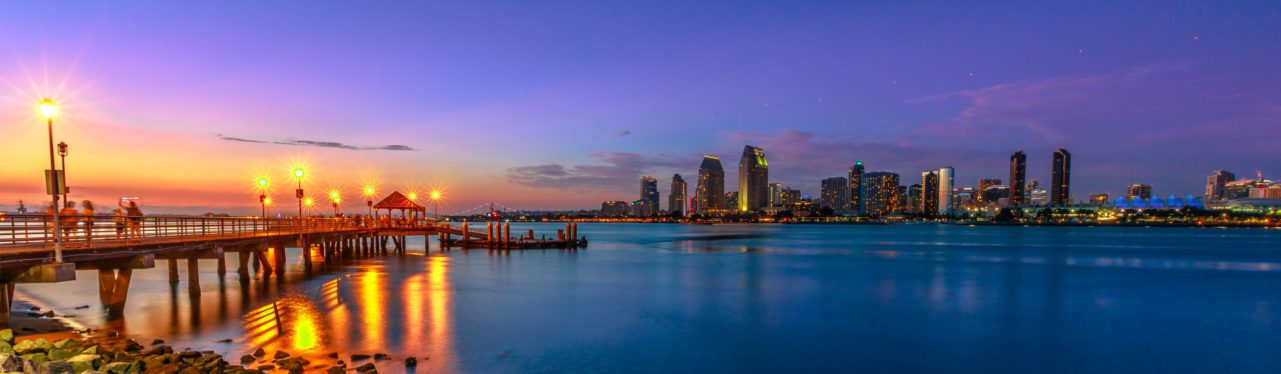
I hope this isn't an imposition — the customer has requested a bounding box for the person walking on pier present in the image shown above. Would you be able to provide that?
[81,200,96,244]
[120,200,143,238]
[60,201,78,239]
[112,208,126,239]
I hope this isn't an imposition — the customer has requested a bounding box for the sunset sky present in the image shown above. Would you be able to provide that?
[2,1,1279,214]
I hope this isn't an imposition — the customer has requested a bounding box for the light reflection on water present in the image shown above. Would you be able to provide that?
[11,224,1281,372]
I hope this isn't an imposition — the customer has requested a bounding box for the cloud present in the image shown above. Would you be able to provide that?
[216,134,416,151]
[616,130,632,137]
[506,151,687,191]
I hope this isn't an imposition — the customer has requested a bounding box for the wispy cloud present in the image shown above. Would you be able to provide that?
[506,152,687,191]
[216,134,416,151]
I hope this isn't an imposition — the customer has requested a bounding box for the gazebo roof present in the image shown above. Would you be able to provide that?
[373,191,425,210]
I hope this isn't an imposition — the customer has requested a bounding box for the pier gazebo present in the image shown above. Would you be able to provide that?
[373,191,426,220]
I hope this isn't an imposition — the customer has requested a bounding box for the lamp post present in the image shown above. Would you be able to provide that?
[430,191,442,222]
[363,186,375,220]
[329,190,341,217]
[407,192,418,222]
[257,178,269,219]
[39,99,63,262]
[57,142,68,204]
[292,168,305,219]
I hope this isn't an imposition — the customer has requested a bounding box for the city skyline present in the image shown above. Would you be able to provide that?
[2,2,1280,214]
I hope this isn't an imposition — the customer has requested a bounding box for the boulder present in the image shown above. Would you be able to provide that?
[0,353,22,372]
[355,362,377,373]
[46,348,78,361]
[99,361,132,374]
[66,354,103,373]
[239,355,255,364]
[257,364,275,371]
[373,353,390,360]
[51,339,83,351]
[251,348,266,358]
[20,352,48,364]
[0,329,13,345]
[35,360,74,374]
[273,351,290,359]
[0,340,12,355]
[14,339,52,355]
[405,357,417,367]
[80,346,100,355]
[350,354,371,361]
[275,356,309,372]
[326,366,346,374]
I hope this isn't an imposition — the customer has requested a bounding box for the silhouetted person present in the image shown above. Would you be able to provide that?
[112,208,126,239]
[82,200,96,244]
[120,200,143,238]
[60,201,78,239]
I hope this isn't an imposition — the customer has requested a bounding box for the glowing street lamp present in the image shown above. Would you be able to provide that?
[57,142,68,204]
[292,167,305,219]
[363,186,376,218]
[329,190,342,217]
[38,98,64,262]
[257,178,269,218]
[430,190,442,222]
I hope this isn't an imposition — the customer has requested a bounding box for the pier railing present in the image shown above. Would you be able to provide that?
[0,214,376,249]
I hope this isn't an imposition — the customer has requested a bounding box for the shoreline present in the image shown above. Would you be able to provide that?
[498,220,1281,229]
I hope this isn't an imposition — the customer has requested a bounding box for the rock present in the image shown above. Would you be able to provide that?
[252,348,266,358]
[373,353,390,360]
[52,339,83,351]
[99,361,132,374]
[150,339,164,345]
[404,357,417,367]
[74,305,90,310]
[325,352,339,358]
[122,340,143,352]
[327,366,346,374]
[240,355,255,364]
[19,352,48,364]
[0,353,21,372]
[0,340,12,355]
[273,351,290,359]
[39,310,55,318]
[29,307,39,311]
[351,354,371,361]
[257,364,275,371]
[178,350,201,359]
[81,345,100,355]
[215,339,233,343]
[275,356,309,371]
[355,362,377,373]
[337,360,345,366]
[66,354,103,373]
[141,345,172,356]
[0,329,12,344]
[47,348,78,361]
[14,339,52,355]
[36,360,74,374]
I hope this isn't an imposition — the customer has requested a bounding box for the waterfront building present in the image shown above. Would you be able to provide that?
[982,185,1010,206]
[863,172,900,216]
[768,182,784,207]
[954,187,977,210]
[725,192,739,210]
[738,145,770,212]
[600,201,631,217]
[1224,180,1255,200]
[669,174,687,216]
[921,171,939,217]
[781,188,802,208]
[1051,148,1072,206]
[1030,188,1049,206]
[1206,170,1236,200]
[1090,193,1110,206]
[696,155,725,213]
[848,161,865,213]
[978,178,1002,204]
[1009,151,1027,206]
[1250,185,1281,199]
[631,199,651,217]
[906,184,923,214]
[639,176,660,216]
[820,177,849,209]
[1125,183,1152,200]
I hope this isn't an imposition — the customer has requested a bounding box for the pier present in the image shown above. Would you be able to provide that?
[0,214,583,324]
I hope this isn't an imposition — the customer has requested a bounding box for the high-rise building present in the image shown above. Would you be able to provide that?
[978,178,1002,204]
[696,156,725,213]
[820,177,849,209]
[937,167,955,216]
[1051,148,1071,206]
[768,182,784,207]
[780,188,802,208]
[1009,151,1027,206]
[848,161,865,213]
[1030,188,1049,206]
[638,176,659,216]
[1125,183,1152,200]
[1205,170,1236,200]
[982,185,1010,205]
[725,192,739,209]
[738,145,769,212]
[906,184,923,214]
[920,171,939,217]
[863,172,899,216]
[669,174,687,216]
[600,201,631,217]
[1089,193,1110,206]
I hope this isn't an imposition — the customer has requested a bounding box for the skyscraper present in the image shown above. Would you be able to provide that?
[669,174,687,216]
[696,156,725,213]
[921,171,939,217]
[978,178,1002,204]
[768,182,784,207]
[1205,170,1235,200]
[738,145,769,212]
[937,166,954,216]
[1009,151,1027,206]
[1125,183,1152,200]
[848,161,865,213]
[725,191,739,209]
[820,177,849,209]
[1051,148,1071,206]
[862,172,899,216]
[639,176,659,216]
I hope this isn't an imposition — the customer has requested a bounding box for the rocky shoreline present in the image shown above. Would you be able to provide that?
[0,328,407,373]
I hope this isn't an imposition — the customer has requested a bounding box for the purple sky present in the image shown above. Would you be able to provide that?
[1,1,1279,212]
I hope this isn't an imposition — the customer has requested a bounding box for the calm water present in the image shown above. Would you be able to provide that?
[16,223,1281,373]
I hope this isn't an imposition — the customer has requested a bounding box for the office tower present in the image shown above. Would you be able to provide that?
[725,192,739,209]
[669,174,687,216]
[862,172,900,216]
[768,182,784,207]
[848,161,865,213]
[1009,151,1027,206]
[937,167,954,216]
[738,145,769,212]
[638,176,659,216]
[906,184,923,214]
[696,156,725,213]
[1125,183,1152,200]
[1089,193,1110,206]
[821,177,849,209]
[921,171,939,217]
[1205,170,1236,200]
[780,188,802,208]
[896,185,908,213]
[981,185,1010,205]
[978,178,1002,204]
[600,201,631,217]
[1030,189,1049,206]
[1050,148,1071,205]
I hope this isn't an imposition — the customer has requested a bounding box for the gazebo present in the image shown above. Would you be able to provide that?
[373,191,426,220]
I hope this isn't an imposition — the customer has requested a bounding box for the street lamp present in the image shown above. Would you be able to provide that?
[407,192,418,221]
[329,190,342,217]
[430,190,442,222]
[57,142,68,204]
[292,167,305,219]
[363,186,376,218]
[257,178,269,218]
[38,98,63,262]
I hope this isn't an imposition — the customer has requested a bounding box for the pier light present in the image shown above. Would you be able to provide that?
[431,191,441,200]
[38,98,63,262]
[363,186,375,197]
[329,190,341,201]
[258,178,269,188]
[264,197,272,205]
[38,98,58,120]
[408,192,418,201]
[293,168,305,178]
[304,197,314,206]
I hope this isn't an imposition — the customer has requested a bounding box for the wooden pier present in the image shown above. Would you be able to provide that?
[0,214,584,324]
